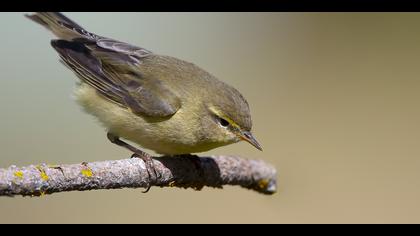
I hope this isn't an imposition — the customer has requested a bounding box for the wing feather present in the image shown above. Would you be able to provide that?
[51,39,180,117]
[28,12,180,117]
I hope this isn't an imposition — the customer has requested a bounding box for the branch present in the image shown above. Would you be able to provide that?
[0,155,277,196]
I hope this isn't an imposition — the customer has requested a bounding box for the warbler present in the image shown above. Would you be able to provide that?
[27,12,262,190]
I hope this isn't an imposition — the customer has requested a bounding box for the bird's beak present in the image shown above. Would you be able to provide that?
[240,131,263,151]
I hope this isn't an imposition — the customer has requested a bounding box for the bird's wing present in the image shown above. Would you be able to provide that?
[51,39,181,118]
[28,12,181,118]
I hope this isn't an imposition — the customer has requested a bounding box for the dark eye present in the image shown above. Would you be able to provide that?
[218,117,230,127]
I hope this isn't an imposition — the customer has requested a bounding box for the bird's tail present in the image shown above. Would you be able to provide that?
[25,12,86,40]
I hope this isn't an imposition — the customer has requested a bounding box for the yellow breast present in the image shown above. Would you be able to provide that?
[73,83,226,155]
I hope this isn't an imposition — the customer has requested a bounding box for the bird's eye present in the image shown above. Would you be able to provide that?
[218,117,230,127]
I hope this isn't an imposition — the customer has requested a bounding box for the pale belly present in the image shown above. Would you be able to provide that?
[73,83,229,155]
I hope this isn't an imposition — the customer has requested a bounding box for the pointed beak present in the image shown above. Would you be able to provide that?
[240,131,263,151]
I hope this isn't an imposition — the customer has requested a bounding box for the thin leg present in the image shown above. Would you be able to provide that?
[107,132,158,193]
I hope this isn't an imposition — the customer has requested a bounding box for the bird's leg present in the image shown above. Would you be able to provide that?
[107,132,158,193]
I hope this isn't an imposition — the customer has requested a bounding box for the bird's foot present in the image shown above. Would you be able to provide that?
[106,132,160,193]
[131,152,159,193]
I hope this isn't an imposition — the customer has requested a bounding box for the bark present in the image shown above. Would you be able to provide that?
[0,155,277,196]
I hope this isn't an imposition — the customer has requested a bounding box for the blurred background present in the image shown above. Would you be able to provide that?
[0,12,420,223]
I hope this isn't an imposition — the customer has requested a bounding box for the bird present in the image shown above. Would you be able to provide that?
[26,12,262,191]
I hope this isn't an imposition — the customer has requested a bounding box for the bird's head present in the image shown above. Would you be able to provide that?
[201,83,262,151]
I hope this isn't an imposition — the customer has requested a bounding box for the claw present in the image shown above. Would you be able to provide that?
[131,152,159,193]
[108,132,159,193]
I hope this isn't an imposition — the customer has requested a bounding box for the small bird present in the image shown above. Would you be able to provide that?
[27,12,262,190]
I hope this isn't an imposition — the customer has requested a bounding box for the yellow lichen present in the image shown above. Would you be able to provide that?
[40,172,49,181]
[81,169,93,178]
[14,171,24,179]
[258,179,269,190]
[36,166,49,181]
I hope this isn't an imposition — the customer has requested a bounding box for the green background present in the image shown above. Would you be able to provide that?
[1,12,420,223]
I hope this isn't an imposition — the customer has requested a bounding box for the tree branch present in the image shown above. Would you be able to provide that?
[0,155,277,196]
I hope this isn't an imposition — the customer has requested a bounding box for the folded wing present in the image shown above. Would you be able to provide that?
[28,12,181,118]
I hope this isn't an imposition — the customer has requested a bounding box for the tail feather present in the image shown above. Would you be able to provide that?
[25,12,85,40]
